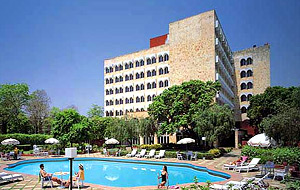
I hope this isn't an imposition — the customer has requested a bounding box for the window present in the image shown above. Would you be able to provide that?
[159,55,163,62]
[136,96,140,103]
[141,84,145,90]
[130,74,133,80]
[136,85,140,91]
[147,95,152,102]
[125,86,129,92]
[105,67,109,73]
[125,63,129,69]
[119,65,123,70]
[159,81,164,88]
[129,62,133,68]
[120,87,123,93]
[152,70,156,76]
[135,61,140,67]
[147,71,151,77]
[109,100,113,105]
[120,98,123,104]
[152,82,156,88]
[241,107,247,113]
[164,80,169,87]
[110,89,113,94]
[110,111,114,116]
[147,83,151,89]
[110,78,113,83]
[152,94,156,100]
[141,108,145,111]
[109,67,113,72]
[147,58,151,65]
[247,82,253,89]
[151,57,156,64]
[247,58,253,65]
[240,71,246,78]
[120,76,123,82]
[130,97,134,103]
[141,96,145,102]
[115,77,119,83]
[136,73,140,79]
[116,110,119,116]
[164,67,169,74]
[125,98,129,104]
[130,86,134,92]
[159,68,164,75]
[140,59,144,66]
[130,109,133,112]
[106,100,109,106]
[140,72,145,78]
[164,54,169,61]
[115,65,119,72]
[241,95,247,102]
[115,88,119,94]
[247,94,252,101]
[106,79,109,84]
[240,59,246,66]
[125,109,129,114]
[247,70,253,77]
[106,89,109,95]
[136,108,140,112]
[125,75,129,81]
[106,111,109,116]
[241,83,247,90]
[115,99,119,105]
[120,110,123,116]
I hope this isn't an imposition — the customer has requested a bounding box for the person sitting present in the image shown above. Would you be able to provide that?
[64,164,85,187]
[158,165,168,189]
[39,164,62,185]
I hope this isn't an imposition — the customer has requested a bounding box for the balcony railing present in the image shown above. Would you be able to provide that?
[215,38,234,75]
[216,73,235,98]
[216,91,235,109]
[216,55,234,86]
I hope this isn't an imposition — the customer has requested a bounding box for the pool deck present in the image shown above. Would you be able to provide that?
[0,149,285,189]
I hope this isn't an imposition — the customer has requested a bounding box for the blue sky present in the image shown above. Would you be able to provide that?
[0,0,299,115]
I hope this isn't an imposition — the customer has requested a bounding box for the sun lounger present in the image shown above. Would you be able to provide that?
[145,149,156,158]
[126,149,137,157]
[0,172,24,183]
[136,149,146,158]
[234,158,261,173]
[155,150,165,159]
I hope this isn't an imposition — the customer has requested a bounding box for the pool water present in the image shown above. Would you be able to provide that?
[5,158,230,187]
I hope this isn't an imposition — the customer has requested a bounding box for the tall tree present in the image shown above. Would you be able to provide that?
[26,90,51,134]
[0,83,30,133]
[137,117,157,137]
[148,80,220,135]
[87,104,104,118]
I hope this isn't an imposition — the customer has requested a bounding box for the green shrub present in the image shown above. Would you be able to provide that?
[208,148,221,157]
[140,144,162,150]
[241,145,300,164]
[0,133,52,146]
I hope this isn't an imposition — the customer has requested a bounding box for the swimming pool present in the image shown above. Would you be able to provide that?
[5,158,230,187]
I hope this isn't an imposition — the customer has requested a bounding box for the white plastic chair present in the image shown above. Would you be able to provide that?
[126,149,137,157]
[145,149,156,158]
[273,166,289,180]
[73,173,84,189]
[191,152,198,161]
[136,149,146,158]
[39,173,53,188]
[155,150,165,159]
[176,152,183,160]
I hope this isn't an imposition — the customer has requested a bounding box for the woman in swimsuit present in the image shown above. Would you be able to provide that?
[158,165,168,189]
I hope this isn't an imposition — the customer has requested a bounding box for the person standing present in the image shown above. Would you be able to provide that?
[13,146,19,160]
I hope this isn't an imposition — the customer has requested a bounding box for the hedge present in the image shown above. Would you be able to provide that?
[241,145,300,165]
[0,133,52,146]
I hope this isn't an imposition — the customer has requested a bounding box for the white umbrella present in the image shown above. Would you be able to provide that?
[177,138,195,144]
[1,138,20,145]
[247,133,276,147]
[45,138,60,144]
[105,138,119,145]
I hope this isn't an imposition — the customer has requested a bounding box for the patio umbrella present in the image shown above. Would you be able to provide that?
[177,138,195,144]
[45,138,60,144]
[1,138,20,145]
[247,133,276,148]
[105,138,119,145]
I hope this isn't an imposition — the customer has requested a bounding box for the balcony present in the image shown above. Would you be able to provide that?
[216,73,235,98]
[215,38,234,75]
[216,55,234,86]
[216,91,235,109]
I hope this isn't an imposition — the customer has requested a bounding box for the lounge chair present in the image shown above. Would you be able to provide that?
[176,152,183,160]
[145,149,156,158]
[273,165,289,180]
[223,156,248,170]
[126,149,137,157]
[0,153,9,161]
[0,172,24,183]
[39,172,53,188]
[103,148,108,156]
[234,158,261,173]
[155,150,165,159]
[136,149,146,158]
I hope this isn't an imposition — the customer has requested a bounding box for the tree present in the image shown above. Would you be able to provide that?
[193,104,235,147]
[137,117,157,137]
[0,83,31,134]
[89,116,111,141]
[87,104,104,118]
[68,117,92,145]
[148,80,220,135]
[26,90,51,134]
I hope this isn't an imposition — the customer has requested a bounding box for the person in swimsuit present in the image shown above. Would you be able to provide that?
[158,165,168,189]
[39,164,62,184]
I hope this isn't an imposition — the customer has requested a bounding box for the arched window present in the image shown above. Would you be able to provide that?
[106,111,109,116]
[106,89,109,95]
[164,80,169,87]
[110,89,113,94]
[110,78,113,83]
[136,73,140,79]
[140,72,144,78]
[247,70,253,77]
[141,96,145,102]
[136,96,140,103]
[125,109,129,114]
[241,95,247,102]
[130,74,133,80]
[120,99,123,104]
[110,111,114,116]
[115,88,119,94]
[110,100,113,105]
[141,108,145,111]
[240,59,246,66]
[164,67,169,74]
[125,63,129,69]
[115,77,119,83]
[106,79,109,84]
[136,85,140,91]
[119,65,123,70]
[125,86,129,92]
[106,100,109,106]
[159,81,164,88]
[116,110,119,116]
[120,76,123,82]
[247,82,253,89]
[241,107,247,113]
[247,58,253,65]
[147,71,151,77]
[125,98,129,104]
[159,55,163,62]
[115,65,119,71]
[120,87,123,93]
[130,109,133,112]
[247,94,252,101]
[164,54,169,61]
[120,110,123,116]
[147,83,151,89]
[136,108,140,112]
[135,61,139,67]
[105,67,109,73]
[240,71,246,78]
[125,75,129,81]
[129,62,133,68]
[109,67,113,72]
[152,82,156,88]
[151,57,156,64]
[140,59,144,66]
[152,69,156,76]
[115,99,119,105]
[241,83,247,90]
[141,84,145,90]
[159,68,164,75]
[152,94,156,100]
[130,97,134,103]
[130,86,134,92]
[147,95,152,102]
[147,58,151,65]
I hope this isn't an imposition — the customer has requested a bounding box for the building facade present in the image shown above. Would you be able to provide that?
[104,10,238,118]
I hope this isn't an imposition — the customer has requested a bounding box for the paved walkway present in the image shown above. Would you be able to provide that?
[0,150,285,189]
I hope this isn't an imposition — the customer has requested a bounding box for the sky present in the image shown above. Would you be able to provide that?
[0,0,299,115]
